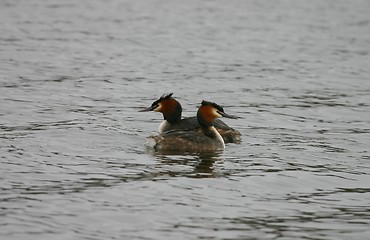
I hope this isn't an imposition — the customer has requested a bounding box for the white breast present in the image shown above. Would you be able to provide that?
[209,126,225,149]
[158,120,170,133]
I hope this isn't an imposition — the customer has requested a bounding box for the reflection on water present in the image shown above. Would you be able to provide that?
[148,149,225,178]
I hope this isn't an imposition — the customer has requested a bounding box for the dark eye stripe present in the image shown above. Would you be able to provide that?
[152,104,159,109]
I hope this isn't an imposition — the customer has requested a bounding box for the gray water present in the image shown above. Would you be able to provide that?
[1,0,370,239]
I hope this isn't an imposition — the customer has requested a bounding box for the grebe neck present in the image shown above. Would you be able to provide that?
[163,101,182,124]
[203,126,225,149]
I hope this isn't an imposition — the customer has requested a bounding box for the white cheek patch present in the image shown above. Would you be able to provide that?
[213,108,222,118]
[154,103,162,112]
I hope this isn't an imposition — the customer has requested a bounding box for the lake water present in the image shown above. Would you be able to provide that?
[1,0,370,239]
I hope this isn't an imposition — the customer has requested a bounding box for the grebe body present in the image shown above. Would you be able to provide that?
[147,101,238,151]
[140,93,241,143]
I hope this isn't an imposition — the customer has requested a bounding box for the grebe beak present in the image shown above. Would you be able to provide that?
[138,105,156,112]
[218,111,239,119]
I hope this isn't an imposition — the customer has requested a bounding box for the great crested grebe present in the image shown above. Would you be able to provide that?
[139,93,241,143]
[146,101,238,151]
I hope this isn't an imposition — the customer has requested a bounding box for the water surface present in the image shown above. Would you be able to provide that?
[1,0,370,239]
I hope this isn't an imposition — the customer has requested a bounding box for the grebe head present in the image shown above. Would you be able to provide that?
[139,93,182,123]
[197,101,238,127]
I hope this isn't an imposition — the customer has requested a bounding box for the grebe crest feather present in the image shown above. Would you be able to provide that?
[141,93,182,124]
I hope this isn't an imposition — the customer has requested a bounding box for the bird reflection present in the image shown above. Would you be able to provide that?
[150,149,224,178]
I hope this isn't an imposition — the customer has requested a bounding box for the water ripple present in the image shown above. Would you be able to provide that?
[1,0,370,239]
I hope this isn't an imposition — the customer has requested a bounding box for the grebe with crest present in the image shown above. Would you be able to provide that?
[146,101,238,151]
[139,93,241,143]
